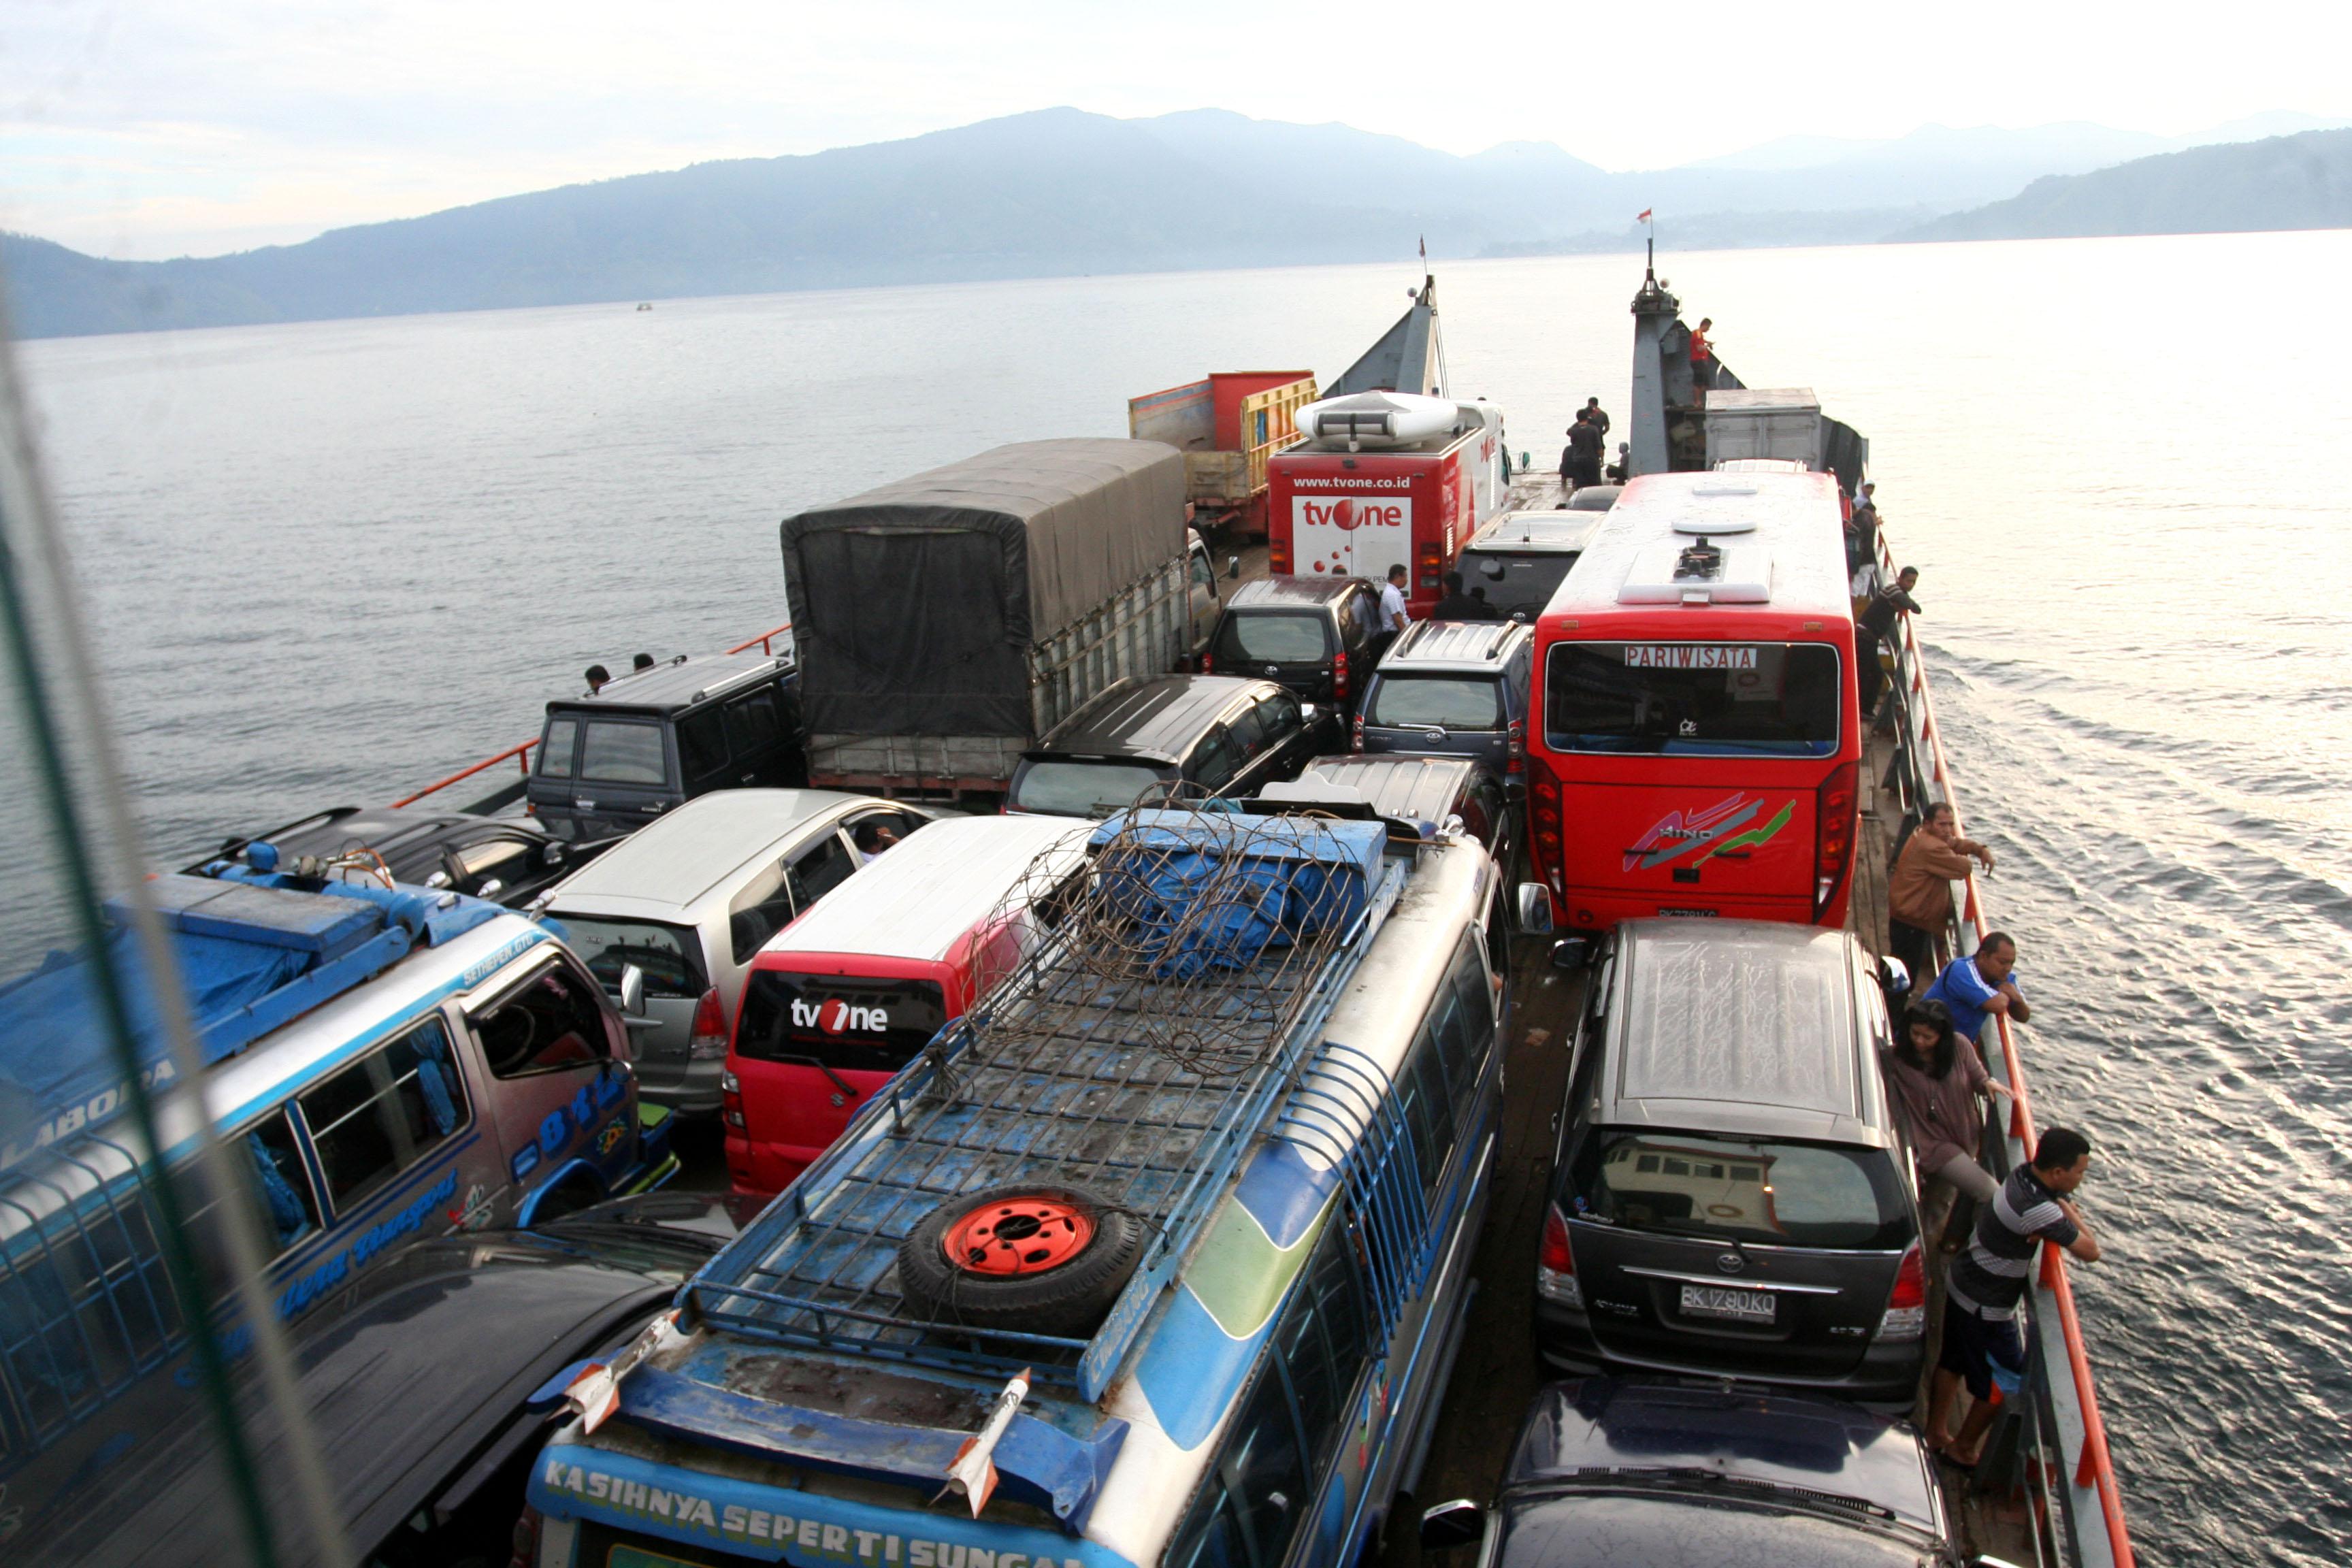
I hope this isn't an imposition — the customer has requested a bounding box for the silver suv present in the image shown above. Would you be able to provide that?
[533,789,944,1112]
[1354,619,1533,792]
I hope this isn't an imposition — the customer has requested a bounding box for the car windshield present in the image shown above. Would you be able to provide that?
[1463,550,1575,619]
[579,719,670,784]
[1366,674,1503,730]
[1011,760,1173,817]
[1215,610,1331,664]
[555,916,708,1000]
[1566,1130,1910,1250]
[1544,642,1842,757]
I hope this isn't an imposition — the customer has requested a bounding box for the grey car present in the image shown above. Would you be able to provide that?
[534,788,945,1113]
[1536,919,1926,1409]
[1354,619,1533,792]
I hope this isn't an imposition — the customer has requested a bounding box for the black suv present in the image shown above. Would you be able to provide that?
[193,805,589,908]
[1006,675,1334,817]
[527,652,802,841]
[1204,576,1384,713]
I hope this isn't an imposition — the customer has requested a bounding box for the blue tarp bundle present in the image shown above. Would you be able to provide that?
[1090,811,1388,980]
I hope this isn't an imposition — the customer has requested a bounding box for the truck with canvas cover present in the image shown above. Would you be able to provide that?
[781,439,1192,800]
[1128,370,1316,539]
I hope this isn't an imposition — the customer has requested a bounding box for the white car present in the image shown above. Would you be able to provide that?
[533,789,947,1113]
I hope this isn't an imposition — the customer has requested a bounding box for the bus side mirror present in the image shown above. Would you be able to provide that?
[619,964,646,1019]
[1420,1500,1486,1550]
[1514,882,1554,935]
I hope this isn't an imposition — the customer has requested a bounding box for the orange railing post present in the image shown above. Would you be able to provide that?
[390,738,537,808]
[726,621,794,657]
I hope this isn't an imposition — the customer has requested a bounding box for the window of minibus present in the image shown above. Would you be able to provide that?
[1215,610,1331,664]
[296,1018,470,1215]
[1169,1213,1369,1568]
[734,970,948,1075]
[1544,641,1842,756]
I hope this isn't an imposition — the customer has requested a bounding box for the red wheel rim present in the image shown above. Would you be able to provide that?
[943,1196,1094,1276]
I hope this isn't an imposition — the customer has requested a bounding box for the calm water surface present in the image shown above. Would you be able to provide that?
[20,233,2352,1564]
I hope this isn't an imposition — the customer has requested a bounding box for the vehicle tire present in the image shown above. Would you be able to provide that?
[895,1183,1145,1337]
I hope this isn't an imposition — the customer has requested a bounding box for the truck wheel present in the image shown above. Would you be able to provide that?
[896,1184,1145,1337]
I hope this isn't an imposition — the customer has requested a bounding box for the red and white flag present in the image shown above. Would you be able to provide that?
[1636,209,1653,223]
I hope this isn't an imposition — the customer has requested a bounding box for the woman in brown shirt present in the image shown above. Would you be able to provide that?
[1881,997,2013,1205]
[1886,803,1995,990]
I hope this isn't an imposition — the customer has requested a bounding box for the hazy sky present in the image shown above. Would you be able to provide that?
[8,0,2349,259]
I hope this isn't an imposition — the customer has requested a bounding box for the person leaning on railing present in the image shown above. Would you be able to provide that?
[1888,801,1995,987]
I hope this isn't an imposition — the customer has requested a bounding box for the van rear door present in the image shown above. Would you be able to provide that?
[728,966,948,1195]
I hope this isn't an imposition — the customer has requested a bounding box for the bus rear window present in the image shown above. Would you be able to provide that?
[735,971,948,1074]
[1544,641,1841,757]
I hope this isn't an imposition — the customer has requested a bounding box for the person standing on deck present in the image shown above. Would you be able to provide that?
[1887,802,1995,986]
[1924,931,2031,1047]
[1583,397,1610,442]
[1565,412,1605,490]
[1928,1126,2102,1469]
[584,664,611,696]
[1431,571,1498,621]
[1857,566,1921,721]
[1882,996,2012,1218]
[1379,564,1411,636]
[1688,317,1715,395]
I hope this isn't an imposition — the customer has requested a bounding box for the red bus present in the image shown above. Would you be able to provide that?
[721,815,1090,1198]
[1526,470,1861,931]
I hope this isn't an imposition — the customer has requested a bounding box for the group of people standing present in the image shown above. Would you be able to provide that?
[1558,397,1625,492]
[1876,806,2105,1470]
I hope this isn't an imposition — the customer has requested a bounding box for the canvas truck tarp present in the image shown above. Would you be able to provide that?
[780,439,1186,738]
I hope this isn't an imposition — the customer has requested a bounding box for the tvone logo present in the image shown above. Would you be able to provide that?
[790,998,889,1034]
[1302,497,1405,532]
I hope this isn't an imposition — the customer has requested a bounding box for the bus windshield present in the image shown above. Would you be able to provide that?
[1544,641,1842,757]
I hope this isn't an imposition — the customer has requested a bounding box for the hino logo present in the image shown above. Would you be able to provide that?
[791,998,887,1035]
[1297,497,1407,532]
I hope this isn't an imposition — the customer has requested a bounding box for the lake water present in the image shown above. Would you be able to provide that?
[18,232,2352,1563]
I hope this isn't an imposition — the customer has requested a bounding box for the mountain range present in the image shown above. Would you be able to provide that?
[6,108,2349,339]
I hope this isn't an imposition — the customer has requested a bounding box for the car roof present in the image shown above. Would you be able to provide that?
[47,1233,689,1568]
[1503,1378,1940,1539]
[206,804,512,867]
[1381,619,1526,671]
[761,816,1092,966]
[1278,754,1484,823]
[542,789,866,915]
[549,651,789,715]
[1603,919,1879,1143]
[1228,574,1370,609]
[1466,512,1603,553]
[1565,485,1622,511]
[1035,675,1271,762]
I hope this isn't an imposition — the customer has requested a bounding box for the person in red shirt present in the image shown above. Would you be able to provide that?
[1688,316,1714,395]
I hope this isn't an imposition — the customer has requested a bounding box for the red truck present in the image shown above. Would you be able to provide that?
[1128,370,1317,539]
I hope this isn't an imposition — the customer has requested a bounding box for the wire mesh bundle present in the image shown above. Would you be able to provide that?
[962,790,1369,1079]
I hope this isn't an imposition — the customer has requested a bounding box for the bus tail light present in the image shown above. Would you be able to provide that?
[1531,764,1565,894]
[689,987,729,1060]
[1270,540,1291,573]
[1814,759,1860,919]
[721,1070,745,1130]
[1538,1203,1582,1307]
[1878,1241,1927,1340]
[1419,540,1442,590]
[509,1505,542,1568]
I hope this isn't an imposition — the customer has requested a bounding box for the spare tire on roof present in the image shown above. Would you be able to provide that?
[895,1183,1145,1338]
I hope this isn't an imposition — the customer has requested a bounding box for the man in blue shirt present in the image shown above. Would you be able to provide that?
[1925,930,2031,1044]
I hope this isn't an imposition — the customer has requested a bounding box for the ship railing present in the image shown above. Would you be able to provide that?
[388,737,536,813]
[725,620,794,657]
[1874,523,2136,1568]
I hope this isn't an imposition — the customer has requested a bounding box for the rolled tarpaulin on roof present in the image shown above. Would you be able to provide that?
[779,439,1186,738]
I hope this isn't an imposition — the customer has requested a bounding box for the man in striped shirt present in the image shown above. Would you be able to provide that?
[1927,1126,2103,1467]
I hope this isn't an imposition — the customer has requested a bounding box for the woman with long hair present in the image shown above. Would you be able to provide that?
[1882,997,2014,1215]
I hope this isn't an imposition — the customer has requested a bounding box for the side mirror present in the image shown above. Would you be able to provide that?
[1550,936,1594,970]
[543,842,566,866]
[1514,881,1554,935]
[619,963,646,1019]
[1420,1499,1486,1551]
[1876,954,1912,998]
[1299,703,1322,723]
[1228,555,1241,580]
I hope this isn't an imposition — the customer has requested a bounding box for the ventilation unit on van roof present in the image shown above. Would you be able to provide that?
[1619,532,1773,605]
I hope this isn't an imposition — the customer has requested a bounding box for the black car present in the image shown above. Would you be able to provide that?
[1005,674,1335,817]
[1421,1378,1971,1567]
[1538,919,1925,1409]
[192,803,591,906]
[1204,575,1385,713]
[1258,753,1514,869]
[17,1195,737,1568]
[527,651,802,841]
